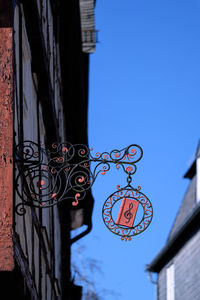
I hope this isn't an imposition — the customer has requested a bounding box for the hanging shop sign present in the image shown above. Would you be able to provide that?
[15,141,153,241]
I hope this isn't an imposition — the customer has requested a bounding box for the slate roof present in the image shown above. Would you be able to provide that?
[167,174,196,241]
[146,142,200,273]
[197,141,200,158]
[166,142,200,241]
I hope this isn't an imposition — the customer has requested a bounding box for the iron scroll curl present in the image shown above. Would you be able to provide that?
[102,185,153,241]
[14,141,152,240]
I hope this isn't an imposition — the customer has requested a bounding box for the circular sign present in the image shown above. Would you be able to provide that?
[102,186,153,241]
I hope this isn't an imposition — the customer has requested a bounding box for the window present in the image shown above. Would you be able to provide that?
[166,264,175,300]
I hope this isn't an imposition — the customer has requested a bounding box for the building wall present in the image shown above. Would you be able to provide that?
[174,229,200,299]
[157,268,166,300]
[0,25,14,271]
[158,228,200,300]
[0,0,95,298]
[13,1,65,298]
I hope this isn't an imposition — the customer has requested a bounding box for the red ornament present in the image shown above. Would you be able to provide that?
[116,197,139,227]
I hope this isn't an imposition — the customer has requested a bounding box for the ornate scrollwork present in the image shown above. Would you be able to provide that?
[102,185,153,241]
[14,141,144,216]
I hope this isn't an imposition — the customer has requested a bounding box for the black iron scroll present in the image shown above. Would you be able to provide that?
[14,141,152,240]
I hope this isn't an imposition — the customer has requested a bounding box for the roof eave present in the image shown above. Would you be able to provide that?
[146,203,200,273]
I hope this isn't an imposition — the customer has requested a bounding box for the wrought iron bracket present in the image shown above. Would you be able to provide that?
[14,141,143,215]
[14,141,153,241]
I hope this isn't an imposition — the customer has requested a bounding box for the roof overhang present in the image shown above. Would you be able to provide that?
[146,203,200,273]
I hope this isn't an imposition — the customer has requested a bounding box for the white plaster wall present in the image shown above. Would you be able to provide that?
[196,157,200,203]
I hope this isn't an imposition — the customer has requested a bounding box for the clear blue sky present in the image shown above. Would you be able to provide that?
[72,1,200,299]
